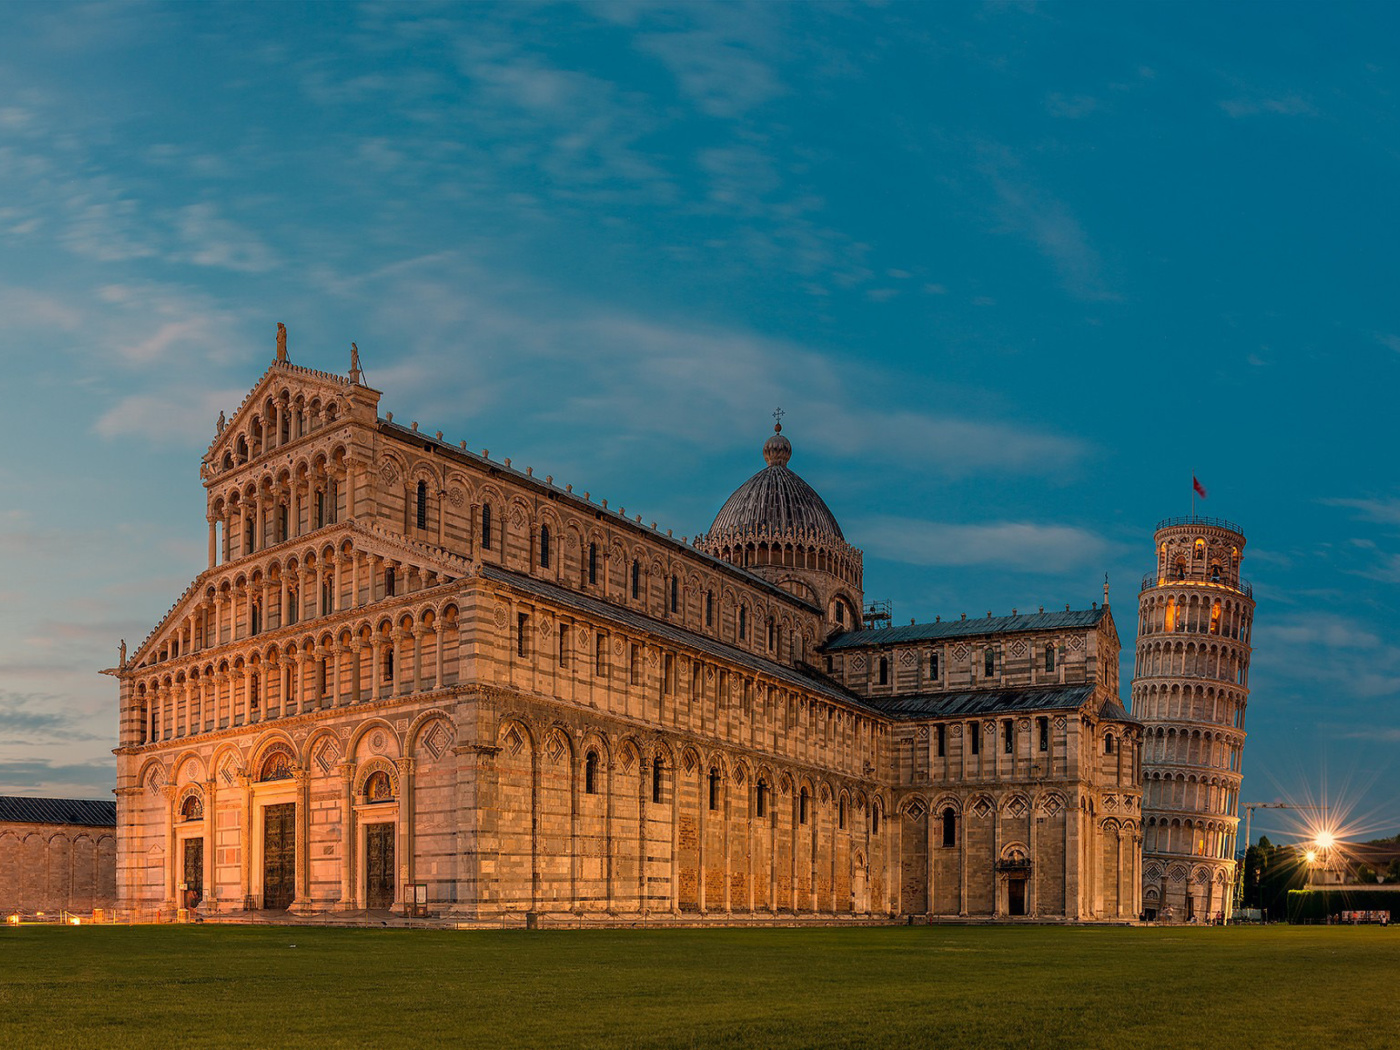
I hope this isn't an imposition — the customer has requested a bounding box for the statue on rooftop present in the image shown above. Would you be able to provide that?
[276,321,287,362]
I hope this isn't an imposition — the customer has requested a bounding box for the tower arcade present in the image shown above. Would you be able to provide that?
[1134,516,1254,921]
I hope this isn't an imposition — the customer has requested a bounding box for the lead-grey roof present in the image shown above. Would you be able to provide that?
[479,565,879,714]
[707,463,845,542]
[822,607,1106,650]
[0,796,116,827]
[870,684,1137,723]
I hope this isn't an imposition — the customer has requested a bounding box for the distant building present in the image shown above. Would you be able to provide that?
[0,796,117,915]
[1134,518,1255,921]
[109,335,1141,922]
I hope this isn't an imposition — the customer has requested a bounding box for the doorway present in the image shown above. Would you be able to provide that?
[263,803,295,910]
[1008,877,1027,916]
[183,838,204,910]
[366,822,395,910]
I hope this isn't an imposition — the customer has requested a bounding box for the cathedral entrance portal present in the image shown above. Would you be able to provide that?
[1007,878,1027,917]
[262,803,295,910]
[183,838,204,910]
[366,822,395,910]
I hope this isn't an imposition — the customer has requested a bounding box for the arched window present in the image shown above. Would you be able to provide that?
[878,656,888,685]
[1045,645,1056,673]
[706,591,713,627]
[364,770,394,803]
[942,807,957,848]
[1105,733,1116,755]
[588,542,597,584]
[595,634,607,676]
[180,795,203,822]
[739,606,747,640]
[277,503,288,542]
[1175,557,1187,580]
[585,752,599,795]
[984,648,996,677]
[631,559,640,599]
[835,601,845,626]
[383,646,394,683]
[539,525,550,568]
[482,504,492,550]
[1194,539,1205,560]
[708,768,720,811]
[970,720,980,755]
[839,797,847,830]
[416,480,427,530]
[756,778,767,818]
[670,575,678,613]
[799,787,810,825]
[872,804,881,835]
[1210,562,1221,583]
[652,759,664,804]
[315,489,325,529]
[930,652,939,679]
[384,567,395,597]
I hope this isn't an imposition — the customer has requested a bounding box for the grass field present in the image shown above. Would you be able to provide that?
[1,924,1396,1050]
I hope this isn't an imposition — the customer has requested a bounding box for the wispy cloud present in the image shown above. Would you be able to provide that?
[1322,496,1400,525]
[1046,93,1101,119]
[857,518,1112,573]
[1219,95,1317,118]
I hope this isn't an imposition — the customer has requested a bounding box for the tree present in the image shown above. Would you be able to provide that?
[1386,858,1400,883]
[1356,864,1379,885]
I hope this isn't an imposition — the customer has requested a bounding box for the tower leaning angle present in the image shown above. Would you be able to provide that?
[1134,516,1254,922]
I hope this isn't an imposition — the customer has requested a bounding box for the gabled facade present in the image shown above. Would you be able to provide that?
[110,336,1140,923]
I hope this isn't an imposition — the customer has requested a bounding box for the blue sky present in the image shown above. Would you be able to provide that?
[1,2,1396,844]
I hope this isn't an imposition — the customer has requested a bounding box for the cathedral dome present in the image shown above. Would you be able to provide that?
[707,425,845,542]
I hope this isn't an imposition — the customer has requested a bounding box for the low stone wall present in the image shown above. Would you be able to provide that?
[0,822,118,916]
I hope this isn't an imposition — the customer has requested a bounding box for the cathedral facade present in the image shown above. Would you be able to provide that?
[110,337,1142,922]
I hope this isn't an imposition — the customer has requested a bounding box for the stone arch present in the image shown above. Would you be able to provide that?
[348,717,403,760]
[407,709,456,760]
[353,756,401,799]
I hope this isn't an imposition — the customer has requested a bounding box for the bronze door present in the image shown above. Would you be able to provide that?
[366,822,395,910]
[183,838,204,910]
[263,803,295,910]
[1008,878,1027,916]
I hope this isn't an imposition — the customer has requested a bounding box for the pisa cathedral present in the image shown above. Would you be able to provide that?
[108,334,1247,923]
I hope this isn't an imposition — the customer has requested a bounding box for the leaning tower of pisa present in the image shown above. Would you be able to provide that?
[1134,516,1254,922]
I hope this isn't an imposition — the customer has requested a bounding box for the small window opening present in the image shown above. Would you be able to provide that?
[984,648,996,677]
[838,797,847,830]
[670,575,678,613]
[756,779,767,818]
[1045,645,1056,673]
[930,652,939,679]
[652,760,664,804]
[588,543,597,584]
[585,752,599,795]
[631,560,640,600]
[1037,716,1049,752]
[540,525,551,568]
[559,624,570,668]
[517,613,528,658]
[1105,733,1115,755]
[937,724,946,757]
[878,656,888,685]
[416,480,427,530]
[708,769,720,811]
[739,605,747,640]
[385,567,395,597]
[1003,720,1014,754]
[970,721,980,755]
[595,634,607,676]
[799,787,809,825]
[482,504,492,550]
[942,807,957,848]
[706,591,713,627]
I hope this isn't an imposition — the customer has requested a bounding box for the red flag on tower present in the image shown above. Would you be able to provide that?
[1193,476,1208,499]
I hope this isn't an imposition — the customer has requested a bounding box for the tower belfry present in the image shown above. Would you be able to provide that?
[1134,515,1255,922]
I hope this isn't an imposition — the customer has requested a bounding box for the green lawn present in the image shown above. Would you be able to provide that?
[0,924,1395,1049]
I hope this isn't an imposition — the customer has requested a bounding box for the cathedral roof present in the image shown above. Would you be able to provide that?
[870,683,1136,723]
[478,563,879,714]
[0,796,116,827]
[822,607,1107,650]
[706,425,846,543]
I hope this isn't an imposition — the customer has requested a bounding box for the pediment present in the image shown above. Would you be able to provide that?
[204,349,381,473]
